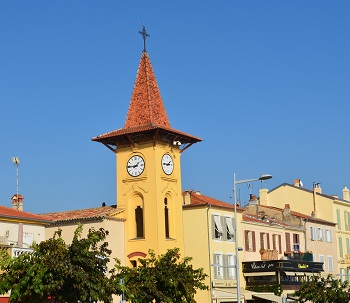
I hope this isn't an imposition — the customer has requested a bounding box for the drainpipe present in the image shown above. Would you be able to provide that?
[303,219,308,252]
[206,204,213,303]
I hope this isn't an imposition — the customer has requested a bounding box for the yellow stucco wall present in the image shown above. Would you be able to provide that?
[267,184,334,222]
[116,142,184,265]
[183,205,243,303]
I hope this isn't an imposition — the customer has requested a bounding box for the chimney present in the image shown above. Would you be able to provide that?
[249,194,258,205]
[283,204,290,217]
[184,191,191,205]
[12,194,23,211]
[259,188,268,206]
[343,186,350,201]
[313,183,322,194]
[293,179,303,187]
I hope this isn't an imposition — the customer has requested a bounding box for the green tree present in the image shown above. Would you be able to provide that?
[0,225,115,303]
[114,248,208,303]
[294,274,350,303]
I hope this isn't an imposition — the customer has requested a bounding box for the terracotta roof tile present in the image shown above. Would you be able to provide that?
[243,213,297,229]
[256,204,335,226]
[0,205,52,223]
[91,52,202,146]
[124,52,170,129]
[41,206,122,223]
[182,191,244,211]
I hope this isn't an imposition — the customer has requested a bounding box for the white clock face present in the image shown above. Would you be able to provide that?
[127,155,145,177]
[162,153,174,175]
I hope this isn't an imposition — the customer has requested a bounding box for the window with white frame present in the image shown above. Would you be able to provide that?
[214,253,223,278]
[318,228,324,241]
[23,232,34,247]
[272,234,282,253]
[226,254,236,279]
[325,229,332,242]
[319,255,325,270]
[260,232,270,250]
[225,217,235,241]
[310,226,317,241]
[213,215,223,240]
[245,230,256,252]
[328,255,334,272]
[293,233,300,251]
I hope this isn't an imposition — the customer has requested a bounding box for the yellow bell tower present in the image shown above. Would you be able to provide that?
[92,26,201,266]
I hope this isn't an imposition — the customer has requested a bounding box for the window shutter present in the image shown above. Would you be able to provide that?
[212,215,215,239]
[244,230,249,251]
[213,254,220,278]
[328,256,334,272]
[319,255,325,270]
[286,232,291,252]
[337,209,341,230]
[252,231,256,252]
[223,254,228,279]
[347,238,350,254]
[221,216,227,241]
[310,227,315,240]
[278,235,282,253]
[260,232,264,250]
[345,212,348,231]
[339,237,343,257]
[266,233,270,249]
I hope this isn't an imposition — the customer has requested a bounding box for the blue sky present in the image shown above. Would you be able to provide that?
[1,1,349,214]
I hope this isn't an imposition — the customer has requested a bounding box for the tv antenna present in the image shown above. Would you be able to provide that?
[12,157,20,199]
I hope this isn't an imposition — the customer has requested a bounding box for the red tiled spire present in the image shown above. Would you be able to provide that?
[124,52,170,129]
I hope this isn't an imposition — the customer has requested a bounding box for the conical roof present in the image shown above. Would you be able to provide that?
[92,51,201,150]
[124,52,170,129]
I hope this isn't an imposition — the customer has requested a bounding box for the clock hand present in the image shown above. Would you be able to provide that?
[127,163,140,168]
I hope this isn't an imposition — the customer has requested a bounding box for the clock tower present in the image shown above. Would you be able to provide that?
[92,26,201,265]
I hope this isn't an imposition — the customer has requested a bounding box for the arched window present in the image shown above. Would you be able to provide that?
[135,206,144,238]
[164,198,170,238]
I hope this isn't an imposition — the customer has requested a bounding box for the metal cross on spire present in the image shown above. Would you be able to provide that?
[139,24,150,53]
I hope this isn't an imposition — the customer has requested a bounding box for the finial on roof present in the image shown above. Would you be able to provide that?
[139,24,150,53]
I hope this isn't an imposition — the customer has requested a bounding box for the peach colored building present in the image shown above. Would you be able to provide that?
[244,202,337,276]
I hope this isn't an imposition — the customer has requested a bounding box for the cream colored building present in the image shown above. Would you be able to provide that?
[263,181,348,280]
[44,205,125,268]
[0,195,51,250]
[43,205,125,303]
[0,195,52,302]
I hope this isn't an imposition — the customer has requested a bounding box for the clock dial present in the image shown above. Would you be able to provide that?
[162,153,174,175]
[127,155,145,177]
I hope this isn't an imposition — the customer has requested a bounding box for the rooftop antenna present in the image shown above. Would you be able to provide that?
[12,157,20,199]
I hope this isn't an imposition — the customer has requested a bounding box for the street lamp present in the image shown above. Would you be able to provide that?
[233,173,272,303]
